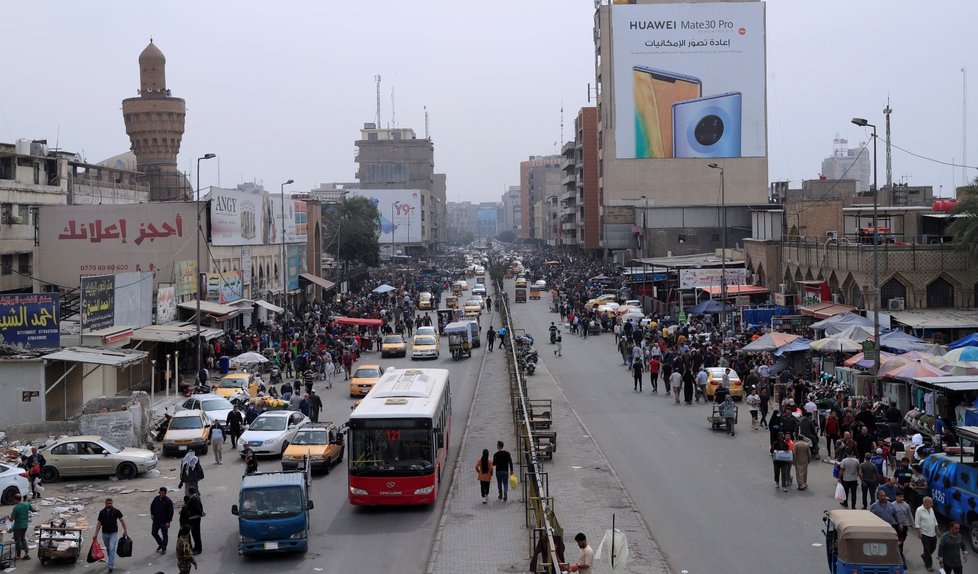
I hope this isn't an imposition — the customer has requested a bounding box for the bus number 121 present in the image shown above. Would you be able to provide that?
[387,430,401,441]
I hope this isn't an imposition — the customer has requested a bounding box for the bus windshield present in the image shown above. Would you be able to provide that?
[240,485,304,519]
[350,421,434,476]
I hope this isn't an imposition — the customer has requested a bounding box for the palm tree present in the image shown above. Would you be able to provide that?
[949,178,978,258]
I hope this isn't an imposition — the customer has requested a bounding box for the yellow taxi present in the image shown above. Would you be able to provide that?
[418,292,434,310]
[453,280,469,293]
[704,367,744,401]
[215,372,260,399]
[162,410,211,456]
[446,296,459,309]
[515,277,528,289]
[381,334,407,358]
[463,298,482,318]
[584,294,617,310]
[411,334,440,360]
[281,423,344,474]
[416,325,439,341]
[349,364,383,398]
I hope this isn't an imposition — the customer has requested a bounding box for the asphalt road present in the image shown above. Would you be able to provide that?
[510,279,978,574]
[17,283,487,574]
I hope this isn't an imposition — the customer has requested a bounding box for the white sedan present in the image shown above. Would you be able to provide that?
[237,411,310,457]
[0,463,30,505]
[176,394,234,426]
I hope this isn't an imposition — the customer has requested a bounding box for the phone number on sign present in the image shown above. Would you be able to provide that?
[79,264,130,272]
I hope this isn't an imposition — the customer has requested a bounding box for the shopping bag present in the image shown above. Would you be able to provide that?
[832,464,839,479]
[117,534,133,557]
[509,473,518,490]
[87,539,105,563]
[834,483,846,502]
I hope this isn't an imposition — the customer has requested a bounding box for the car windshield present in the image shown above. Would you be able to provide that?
[219,378,246,388]
[249,416,287,432]
[354,368,381,379]
[415,337,437,346]
[240,485,303,519]
[201,399,232,412]
[384,336,404,344]
[170,416,204,430]
[466,300,480,306]
[292,430,328,445]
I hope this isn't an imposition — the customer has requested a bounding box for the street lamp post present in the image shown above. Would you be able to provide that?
[852,117,881,388]
[708,163,727,330]
[195,153,216,378]
[392,201,399,260]
[280,179,294,336]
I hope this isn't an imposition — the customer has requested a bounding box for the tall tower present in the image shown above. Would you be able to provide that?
[122,40,190,201]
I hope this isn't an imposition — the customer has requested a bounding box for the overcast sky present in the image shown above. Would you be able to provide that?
[2,1,975,203]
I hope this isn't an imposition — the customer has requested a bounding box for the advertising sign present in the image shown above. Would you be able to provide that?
[612,2,766,159]
[38,203,199,290]
[80,275,115,331]
[348,189,422,244]
[268,196,309,243]
[156,285,176,324]
[0,293,60,349]
[205,270,243,304]
[678,268,748,290]
[209,187,270,246]
[174,260,198,298]
[113,271,154,329]
[240,246,252,287]
[286,244,305,291]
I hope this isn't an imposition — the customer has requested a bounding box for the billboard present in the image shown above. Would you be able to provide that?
[679,268,749,290]
[205,270,243,304]
[0,293,60,349]
[268,196,308,243]
[174,260,198,298]
[113,271,154,329]
[38,203,200,290]
[209,187,271,246]
[80,275,115,331]
[612,2,765,159]
[348,189,423,244]
[156,285,176,324]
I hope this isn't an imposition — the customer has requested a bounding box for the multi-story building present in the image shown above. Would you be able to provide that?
[476,202,500,242]
[501,186,521,238]
[447,201,479,239]
[432,173,447,244]
[519,155,561,241]
[821,137,871,193]
[559,106,600,252]
[0,140,150,293]
[527,165,563,246]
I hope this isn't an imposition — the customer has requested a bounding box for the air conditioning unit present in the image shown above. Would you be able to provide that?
[831,293,843,304]
[888,298,905,311]
[826,230,838,239]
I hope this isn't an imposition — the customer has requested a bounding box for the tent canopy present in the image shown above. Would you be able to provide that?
[740,332,801,353]
[879,330,929,353]
[688,299,733,314]
[373,284,396,294]
[773,338,813,356]
[949,333,978,350]
[810,312,873,337]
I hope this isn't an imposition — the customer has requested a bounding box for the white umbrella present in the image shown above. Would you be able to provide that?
[809,337,862,353]
[231,352,268,365]
[372,284,395,294]
[595,528,630,572]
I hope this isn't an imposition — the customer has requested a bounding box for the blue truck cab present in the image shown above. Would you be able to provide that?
[231,469,314,554]
[921,425,978,551]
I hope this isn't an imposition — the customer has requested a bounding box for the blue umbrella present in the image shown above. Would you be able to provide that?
[372,284,395,294]
[949,333,978,350]
[773,338,813,356]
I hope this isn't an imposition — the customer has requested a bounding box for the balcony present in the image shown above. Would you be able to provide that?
[782,236,973,275]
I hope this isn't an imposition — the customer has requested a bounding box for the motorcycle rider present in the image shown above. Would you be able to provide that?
[549,322,559,344]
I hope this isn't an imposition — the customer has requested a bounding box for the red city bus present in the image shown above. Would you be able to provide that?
[347,368,451,505]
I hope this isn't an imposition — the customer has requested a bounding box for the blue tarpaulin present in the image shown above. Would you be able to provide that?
[688,300,733,314]
[879,330,932,353]
[773,338,813,356]
[949,333,978,350]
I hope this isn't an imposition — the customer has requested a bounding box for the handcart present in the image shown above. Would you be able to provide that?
[708,404,738,431]
[36,522,85,565]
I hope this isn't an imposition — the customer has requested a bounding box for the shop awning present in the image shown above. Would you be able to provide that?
[131,324,198,343]
[42,346,148,367]
[890,309,978,330]
[178,300,240,318]
[913,376,978,392]
[255,300,284,314]
[698,285,768,296]
[798,302,858,319]
[300,273,336,291]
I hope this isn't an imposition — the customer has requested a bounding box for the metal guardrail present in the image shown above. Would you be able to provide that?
[493,272,563,573]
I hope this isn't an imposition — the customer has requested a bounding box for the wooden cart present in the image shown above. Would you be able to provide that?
[36,523,85,565]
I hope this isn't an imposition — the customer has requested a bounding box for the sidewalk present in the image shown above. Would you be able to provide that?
[427,312,670,574]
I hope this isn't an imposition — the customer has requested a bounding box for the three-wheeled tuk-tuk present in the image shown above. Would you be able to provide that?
[445,321,473,360]
[515,288,527,303]
[822,510,905,574]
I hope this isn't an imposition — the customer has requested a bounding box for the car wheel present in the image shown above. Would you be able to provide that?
[116,462,138,480]
[280,441,289,456]
[1,486,18,505]
[41,466,59,483]
[970,523,978,552]
[198,444,209,456]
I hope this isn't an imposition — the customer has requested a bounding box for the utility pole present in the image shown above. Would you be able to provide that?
[884,102,892,199]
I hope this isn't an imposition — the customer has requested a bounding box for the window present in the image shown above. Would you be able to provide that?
[1,254,11,275]
[51,443,79,456]
[18,254,30,274]
[1,203,12,224]
[367,132,378,141]
[926,277,955,308]
[17,205,28,222]
[880,279,906,308]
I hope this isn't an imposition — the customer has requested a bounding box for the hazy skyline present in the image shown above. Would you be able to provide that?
[2,1,975,203]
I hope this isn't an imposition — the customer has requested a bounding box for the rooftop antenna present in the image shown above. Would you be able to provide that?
[424,106,430,140]
[560,101,565,146]
[964,67,969,186]
[883,100,892,193]
[391,86,396,129]
[374,74,382,128]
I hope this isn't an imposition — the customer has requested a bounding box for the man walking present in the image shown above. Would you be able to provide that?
[938,521,968,574]
[309,389,324,423]
[648,356,661,393]
[150,487,174,554]
[227,405,243,450]
[554,331,562,357]
[858,453,879,510]
[838,452,860,509]
[793,436,812,490]
[185,487,204,555]
[208,421,226,465]
[6,493,31,560]
[746,387,761,429]
[486,326,496,352]
[93,498,128,573]
[915,496,939,571]
[632,356,644,392]
[492,441,513,502]
[892,491,912,567]
[670,369,682,404]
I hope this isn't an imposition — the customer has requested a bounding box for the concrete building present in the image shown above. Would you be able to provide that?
[593,1,769,257]
[122,41,192,201]
[519,155,561,240]
[476,202,500,242]
[526,164,563,245]
[0,140,150,294]
[432,173,447,243]
[559,107,600,252]
[501,186,521,238]
[821,137,871,192]
[447,201,479,237]
[772,179,935,209]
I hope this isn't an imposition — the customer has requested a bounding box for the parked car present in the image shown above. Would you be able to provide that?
[237,411,310,457]
[177,394,234,426]
[704,367,744,401]
[381,335,407,358]
[162,409,211,456]
[349,364,382,398]
[0,463,30,505]
[40,436,158,482]
[281,423,344,474]
[215,372,261,399]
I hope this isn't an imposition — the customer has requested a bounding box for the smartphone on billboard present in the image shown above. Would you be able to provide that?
[632,67,701,158]
[671,92,742,158]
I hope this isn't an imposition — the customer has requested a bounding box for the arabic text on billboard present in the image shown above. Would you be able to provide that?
[0,293,60,349]
[80,275,115,331]
[205,270,243,304]
[157,285,176,324]
[209,188,270,246]
[679,268,748,290]
[174,261,198,297]
[612,2,766,160]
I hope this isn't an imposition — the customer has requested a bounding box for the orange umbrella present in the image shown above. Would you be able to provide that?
[881,360,949,381]
[843,350,895,368]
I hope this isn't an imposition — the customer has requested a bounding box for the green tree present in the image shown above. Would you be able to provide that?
[950,178,978,259]
[323,196,381,268]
